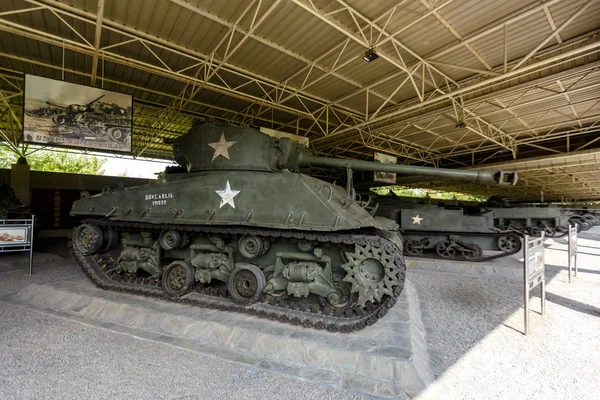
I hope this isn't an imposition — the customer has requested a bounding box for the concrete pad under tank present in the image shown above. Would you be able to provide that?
[6,275,440,399]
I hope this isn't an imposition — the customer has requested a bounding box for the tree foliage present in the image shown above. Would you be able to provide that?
[0,145,107,175]
[371,186,488,202]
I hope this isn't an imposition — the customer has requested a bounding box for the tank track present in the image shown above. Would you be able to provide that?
[403,230,523,262]
[69,219,406,332]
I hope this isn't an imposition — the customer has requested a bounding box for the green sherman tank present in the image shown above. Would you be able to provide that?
[69,122,517,331]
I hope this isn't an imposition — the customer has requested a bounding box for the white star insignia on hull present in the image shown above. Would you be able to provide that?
[208,132,237,161]
[216,181,240,209]
[411,214,423,225]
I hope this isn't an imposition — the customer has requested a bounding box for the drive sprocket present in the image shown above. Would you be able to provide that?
[341,242,401,306]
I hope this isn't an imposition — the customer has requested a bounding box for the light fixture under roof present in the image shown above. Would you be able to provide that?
[363,49,379,62]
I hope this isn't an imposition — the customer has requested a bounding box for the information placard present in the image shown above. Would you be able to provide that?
[0,216,35,275]
[523,233,545,335]
[568,224,578,282]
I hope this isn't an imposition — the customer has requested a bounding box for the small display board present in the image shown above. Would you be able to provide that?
[0,216,35,275]
[373,152,397,184]
[568,224,578,282]
[523,233,546,335]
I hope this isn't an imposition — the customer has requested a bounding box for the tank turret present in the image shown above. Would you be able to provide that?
[69,122,519,332]
[169,122,518,187]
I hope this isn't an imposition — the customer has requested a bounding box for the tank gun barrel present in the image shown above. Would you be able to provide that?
[301,155,518,187]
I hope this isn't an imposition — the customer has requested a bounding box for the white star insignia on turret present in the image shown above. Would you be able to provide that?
[208,132,237,161]
[412,214,423,225]
[216,181,240,209]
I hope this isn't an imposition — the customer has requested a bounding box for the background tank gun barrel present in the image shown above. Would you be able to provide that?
[301,156,518,187]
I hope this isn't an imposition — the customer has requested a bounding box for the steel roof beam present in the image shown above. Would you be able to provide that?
[0,56,321,138]
[24,0,363,124]
[312,38,600,146]
[167,0,396,110]
[291,0,517,155]
[89,0,105,85]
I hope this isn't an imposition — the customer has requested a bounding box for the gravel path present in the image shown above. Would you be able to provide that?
[413,229,600,400]
[2,230,599,400]
[0,252,365,400]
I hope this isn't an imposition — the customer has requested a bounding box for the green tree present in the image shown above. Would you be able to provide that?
[0,145,107,175]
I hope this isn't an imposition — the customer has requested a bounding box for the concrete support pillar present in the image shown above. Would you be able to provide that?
[10,163,31,205]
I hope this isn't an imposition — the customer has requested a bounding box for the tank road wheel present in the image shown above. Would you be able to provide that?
[570,219,582,233]
[53,115,66,125]
[159,230,181,250]
[461,244,482,260]
[326,280,358,310]
[74,224,103,255]
[162,261,194,297]
[341,242,400,306]
[435,241,456,259]
[497,235,521,253]
[228,263,266,305]
[404,239,424,256]
[543,227,556,237]
[530,227,542,236]
[581,221,591,231]
[108,127,126,143]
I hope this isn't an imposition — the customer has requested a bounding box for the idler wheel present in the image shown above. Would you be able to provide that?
[162,260,194,297]
[435,241,456,258]
[461,244,482,260]
[404,239,424,256]
[497,235,521,253]
[227,263,266,305]
[238,235,268,259]
[159,230,181,250]
[74,224,103,255]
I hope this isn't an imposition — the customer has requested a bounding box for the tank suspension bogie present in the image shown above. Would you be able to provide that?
[265,251,340,303]
[71,221,405,329]
[401,231,523,262]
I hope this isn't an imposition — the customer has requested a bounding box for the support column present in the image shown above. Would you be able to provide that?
[10,161,31,205]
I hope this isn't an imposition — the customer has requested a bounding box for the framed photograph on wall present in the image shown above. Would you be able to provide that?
[374,152,397,184]
[22,74,133,154]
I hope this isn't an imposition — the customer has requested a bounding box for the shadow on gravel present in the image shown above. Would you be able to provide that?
[543,292,600,317]
[546,248,600,257]
[411,228,600,386]
[34,237,72,259]
[546,263,600,276]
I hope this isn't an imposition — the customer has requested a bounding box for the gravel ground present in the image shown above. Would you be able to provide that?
[0,250,364,400]
[413,229,600,400]
[2,231,599,400]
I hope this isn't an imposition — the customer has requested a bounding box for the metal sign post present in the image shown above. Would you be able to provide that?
[0,215,35,275]
[523,232,546,336]
[568,224,578,282]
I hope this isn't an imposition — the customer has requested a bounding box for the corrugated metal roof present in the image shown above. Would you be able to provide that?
[0,0,599,199]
